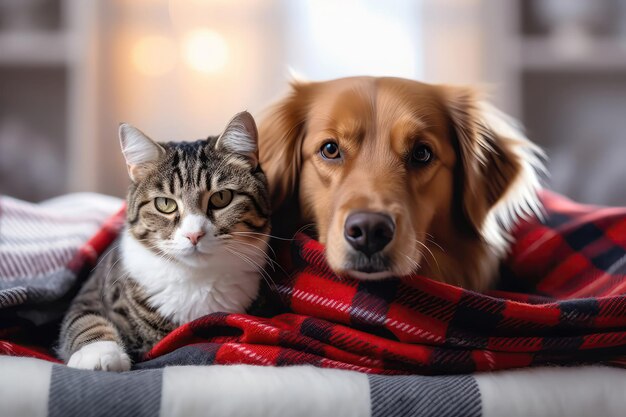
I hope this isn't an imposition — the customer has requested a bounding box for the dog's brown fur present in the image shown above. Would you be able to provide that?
[259,77,543,290]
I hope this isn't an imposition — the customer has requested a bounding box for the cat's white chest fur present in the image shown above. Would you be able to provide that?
[120,231,262,325]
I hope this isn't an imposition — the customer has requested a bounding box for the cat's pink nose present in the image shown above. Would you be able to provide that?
[185,231,205,245]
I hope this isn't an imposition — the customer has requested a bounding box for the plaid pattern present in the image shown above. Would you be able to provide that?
[143,191,626,373]
[0,194,124,362]
[2,191,626,374]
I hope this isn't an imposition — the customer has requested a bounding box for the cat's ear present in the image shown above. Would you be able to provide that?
[119,123,165,182]
[215,111,259,168]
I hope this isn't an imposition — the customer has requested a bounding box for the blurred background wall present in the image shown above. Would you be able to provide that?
[1,0,626,205]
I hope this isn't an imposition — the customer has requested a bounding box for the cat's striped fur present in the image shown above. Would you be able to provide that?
[59,244,176,362]
[58,112,271,371]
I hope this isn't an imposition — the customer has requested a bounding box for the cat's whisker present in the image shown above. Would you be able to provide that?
[230,242,290,279]
[137,238,170,252]
[225,244,273,279]
[231,231,298,242]
[138,241,178,264]
[107,271,132,294]
[225,247,276,290]
[292,223,316,239]
[232,240,276,272]
[232,241,274,261]
[228,245,277,286]
[102,257,125,299]
[91,243,120,273]
[228,233,277,259]
[232,223,317,241]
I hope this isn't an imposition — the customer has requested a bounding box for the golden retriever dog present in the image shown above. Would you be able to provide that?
[258,77,544,291]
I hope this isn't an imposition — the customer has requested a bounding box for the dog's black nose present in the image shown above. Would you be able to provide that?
[344,212,395,256]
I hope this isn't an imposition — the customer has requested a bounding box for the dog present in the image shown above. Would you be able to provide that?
[258,77,544,290]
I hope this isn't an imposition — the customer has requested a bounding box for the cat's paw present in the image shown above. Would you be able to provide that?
[67,341,131,372]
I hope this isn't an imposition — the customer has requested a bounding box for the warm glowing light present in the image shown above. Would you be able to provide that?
[132,35,177,77]
[181,29,229,73]
[288,0,421,79]
[169,0,254,31]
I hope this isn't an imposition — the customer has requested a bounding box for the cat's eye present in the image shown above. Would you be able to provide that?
[320,140,341,160]
[155,197,178,214]
[209,190,234,209]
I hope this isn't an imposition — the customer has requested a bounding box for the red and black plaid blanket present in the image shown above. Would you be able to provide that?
[2,191,626,374]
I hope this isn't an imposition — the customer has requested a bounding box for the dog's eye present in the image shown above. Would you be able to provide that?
[411,144,433,165]
[320,141,341,160]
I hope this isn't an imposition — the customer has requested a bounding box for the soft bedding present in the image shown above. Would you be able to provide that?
[2,191,626,416]
[2,356,626,417]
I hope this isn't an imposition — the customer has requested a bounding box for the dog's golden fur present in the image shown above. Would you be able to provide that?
[259,77,544,290]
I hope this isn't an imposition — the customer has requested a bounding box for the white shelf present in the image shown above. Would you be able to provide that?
[521,37,626,72]
[0,32,68,66]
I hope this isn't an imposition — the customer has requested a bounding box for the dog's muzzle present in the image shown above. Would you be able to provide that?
[341,211,396,279]
[344,211,395,256]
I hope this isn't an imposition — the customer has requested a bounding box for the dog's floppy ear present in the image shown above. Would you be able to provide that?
[443,86,545,253]
[258,81,312,208]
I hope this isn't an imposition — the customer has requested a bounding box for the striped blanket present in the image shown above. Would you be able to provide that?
[2,191,626,416]
[3,355,626,417]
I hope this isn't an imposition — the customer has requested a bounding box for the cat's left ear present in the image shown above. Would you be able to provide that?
[215,111,259,168]
[119,123,165,182]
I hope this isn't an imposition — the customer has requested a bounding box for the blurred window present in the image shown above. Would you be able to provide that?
[285,0,423,79]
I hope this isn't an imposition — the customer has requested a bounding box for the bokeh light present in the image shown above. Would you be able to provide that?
[181,28,229,73]
[131,35,177,77]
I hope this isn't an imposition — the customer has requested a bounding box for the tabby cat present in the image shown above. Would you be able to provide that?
[58,111,271,371]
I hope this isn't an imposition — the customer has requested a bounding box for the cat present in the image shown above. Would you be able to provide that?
[58,111,271,371]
